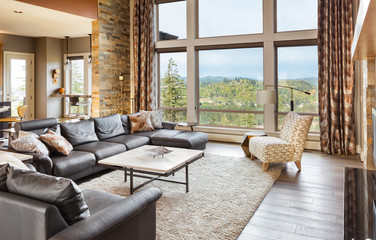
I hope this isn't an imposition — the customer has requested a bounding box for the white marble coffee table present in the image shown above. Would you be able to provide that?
[98,145,204,194]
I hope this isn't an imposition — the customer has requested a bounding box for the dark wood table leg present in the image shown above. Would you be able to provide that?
[185,165,189,193]
[130,169,134,195]
[124,169,127,182]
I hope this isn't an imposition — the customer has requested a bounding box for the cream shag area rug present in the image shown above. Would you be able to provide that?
[79,154,285,240]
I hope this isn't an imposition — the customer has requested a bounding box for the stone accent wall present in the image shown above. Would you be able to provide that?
[361,57,376,170]
[92,0,131,117]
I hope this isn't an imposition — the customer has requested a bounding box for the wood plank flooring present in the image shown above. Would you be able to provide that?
[204,141,362,240]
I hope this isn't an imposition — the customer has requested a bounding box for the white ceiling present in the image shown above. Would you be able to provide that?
[0,0,94,39]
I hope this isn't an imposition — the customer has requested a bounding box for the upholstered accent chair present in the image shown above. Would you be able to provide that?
[249,112,313,171]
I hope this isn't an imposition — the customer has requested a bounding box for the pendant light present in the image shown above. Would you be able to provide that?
[64,36,72,71]
[88,33,92,69]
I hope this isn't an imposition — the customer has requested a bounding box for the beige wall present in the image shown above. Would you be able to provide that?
[0,33,35,53]
[35,37,47,118]
[35,37,64,118]
[63,36,90,54]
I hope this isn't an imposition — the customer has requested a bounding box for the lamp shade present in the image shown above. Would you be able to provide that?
[256,89,276,104]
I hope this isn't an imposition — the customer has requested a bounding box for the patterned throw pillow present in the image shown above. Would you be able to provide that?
[140,110,163,129]
[40,130,73,156]
[11,131,49,156]
[129,112,155,133]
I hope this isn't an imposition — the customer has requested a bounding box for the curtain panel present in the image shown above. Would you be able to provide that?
[133,0,156,111]
[318,0,355,155]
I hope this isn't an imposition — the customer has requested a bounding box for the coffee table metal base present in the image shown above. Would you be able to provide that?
[103,153,202,194]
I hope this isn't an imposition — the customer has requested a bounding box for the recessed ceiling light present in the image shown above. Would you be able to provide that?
[14,11,23,14]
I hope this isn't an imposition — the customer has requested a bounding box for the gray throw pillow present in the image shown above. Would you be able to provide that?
[6,167,90,225]
[140,110,163,129]
[60,120,99,147]
[0,164,8,191]
[93,114,126,140]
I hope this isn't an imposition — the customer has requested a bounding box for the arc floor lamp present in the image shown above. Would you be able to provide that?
[256,85,311,111]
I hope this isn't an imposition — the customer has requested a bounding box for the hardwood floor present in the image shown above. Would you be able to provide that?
[204,141,362,240]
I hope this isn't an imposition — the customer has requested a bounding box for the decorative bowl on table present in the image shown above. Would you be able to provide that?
[141,146,172,158]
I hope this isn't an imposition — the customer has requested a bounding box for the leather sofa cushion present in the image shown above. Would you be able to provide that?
[149,130,184,141]
[0,164,8,191]
[51,151,96,177]
[120,115,131,134]
[104,135,150,150]
[150,131,208,150]
[60,120,99,147]
[132,129,165,138]
[6,167,90,225]
[170,131,208,149]
[93,114,126,140]
[82,189,125,215]
[14,118,59,136]
[74,142,126,160]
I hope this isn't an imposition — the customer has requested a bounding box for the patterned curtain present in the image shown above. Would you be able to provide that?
[133,0,156,111]
[318,0,355,155]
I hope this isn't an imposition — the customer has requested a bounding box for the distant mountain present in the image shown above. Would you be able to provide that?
[178,76,317,86]
[279,77,318,86]
[199,76,262,84]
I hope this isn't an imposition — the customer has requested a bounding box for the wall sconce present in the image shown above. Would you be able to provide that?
[53,69,60,84]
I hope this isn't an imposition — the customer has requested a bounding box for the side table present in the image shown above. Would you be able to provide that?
[177,122,198,131]
[241,132,266,157]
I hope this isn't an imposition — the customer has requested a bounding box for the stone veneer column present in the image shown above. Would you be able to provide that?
[91,0,131,117]
[361,57,376,170]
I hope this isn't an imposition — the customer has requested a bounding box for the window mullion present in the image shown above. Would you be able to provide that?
[186,0,197,123]
[263,0,276,132]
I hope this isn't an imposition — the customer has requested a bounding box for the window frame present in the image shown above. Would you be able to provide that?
[275,42,319,132]
[157,50,188,122]
[63,53,92,117]
[155,0,318,133]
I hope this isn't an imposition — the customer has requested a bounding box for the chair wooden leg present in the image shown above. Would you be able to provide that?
[294,161,301,171]
[262,163,269,172]
[250,154,256,160]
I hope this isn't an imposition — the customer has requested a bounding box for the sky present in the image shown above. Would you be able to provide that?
[158,0,318,80]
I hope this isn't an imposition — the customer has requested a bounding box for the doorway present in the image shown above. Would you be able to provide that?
[3,51,34,119]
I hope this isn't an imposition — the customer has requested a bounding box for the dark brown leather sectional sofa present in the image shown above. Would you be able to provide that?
[13,113,209,180]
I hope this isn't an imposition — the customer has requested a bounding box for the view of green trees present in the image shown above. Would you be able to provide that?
[160,58,319,131]
[68,59,86,115]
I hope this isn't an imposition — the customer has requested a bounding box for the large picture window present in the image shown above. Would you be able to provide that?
[199,48,264,128]
[277,46,319,132]
[158,1,186,40]
[156,0,318,133]
[276,0,318,32]
[159,52,187,122]
[198,0,263,38]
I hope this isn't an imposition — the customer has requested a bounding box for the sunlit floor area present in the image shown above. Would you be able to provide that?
[204,141,362,240]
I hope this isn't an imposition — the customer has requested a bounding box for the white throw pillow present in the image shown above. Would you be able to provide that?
[0,154,29,170]
[11,131,49,156]
[141,110,163,129]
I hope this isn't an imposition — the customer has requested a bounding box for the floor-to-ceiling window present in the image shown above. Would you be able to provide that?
[156,0,318,132]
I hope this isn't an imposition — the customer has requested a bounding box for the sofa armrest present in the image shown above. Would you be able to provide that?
[0,191,68,240]
[49,187,163,240]
[162,121,176,130]
[26,152,53,175]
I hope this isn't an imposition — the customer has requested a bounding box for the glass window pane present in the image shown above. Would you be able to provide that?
[277,46,318,131]
[158,1,186,40]
[71,59,84,94]
[159,52,187,122]
[10,59,26,116]
[199,0,263,38]
[200,112,264,128]
[277,0,318,32]
[199,48,264,128]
